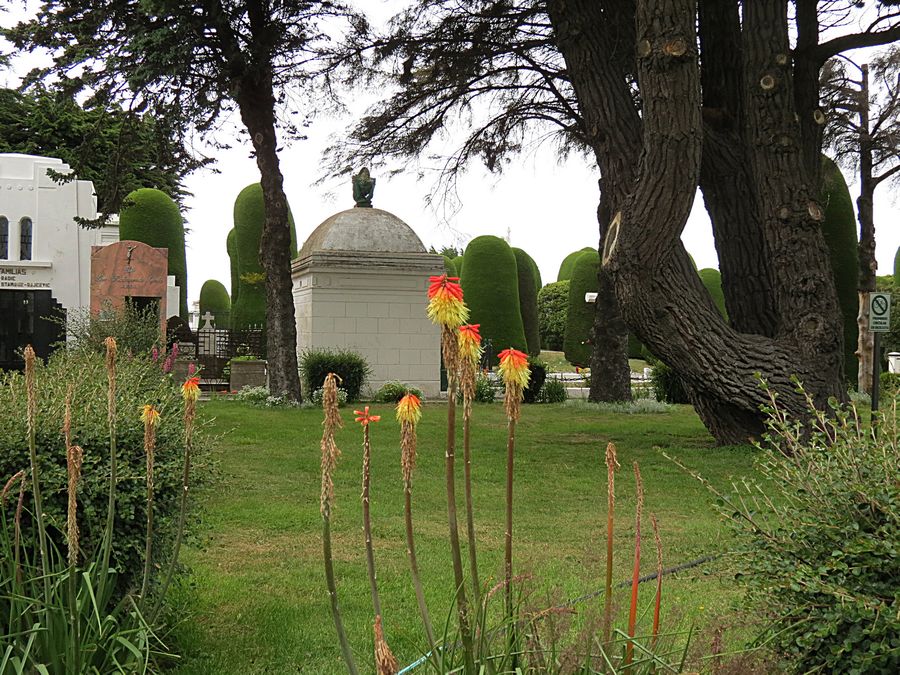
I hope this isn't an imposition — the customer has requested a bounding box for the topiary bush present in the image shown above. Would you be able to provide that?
[0,348,210,597]
[821,156,860,385]
[373,380,424,403]
[880,371,900,398]
[299,348,371,402]
[226,227,240,306]
[718,387,900,674]
[537,280,569,351]
[230,183,299,329]
[522,357,547,404]
[538,378,568,403]
[442,255,458,277]
[698,268,728,320]
[651,362,690,404]
[118,187,188,319]
[894,246,900,283]
[460,235,527,365]
[556,247,595,282]
[198,279,231,329]
[512,247,541,356]
[563,250,600,367]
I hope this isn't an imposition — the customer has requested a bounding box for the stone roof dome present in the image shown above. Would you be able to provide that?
[299,206,426,257]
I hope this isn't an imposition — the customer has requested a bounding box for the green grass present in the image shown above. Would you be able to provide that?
[170,400,759,674]
[540,349,647,374]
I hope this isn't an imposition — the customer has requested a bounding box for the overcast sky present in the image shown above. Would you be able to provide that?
[2,2,898,307]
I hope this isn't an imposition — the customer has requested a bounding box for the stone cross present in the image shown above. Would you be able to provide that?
[200,311,215,331]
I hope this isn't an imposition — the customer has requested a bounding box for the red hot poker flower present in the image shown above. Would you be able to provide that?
[395,394,422,426]
[354,406,381,426]
[458,324,483,363]
[498,348,530,389]
[426,274,469,328]
[181,376,201,403]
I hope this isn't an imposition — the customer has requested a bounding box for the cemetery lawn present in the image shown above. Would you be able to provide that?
[171,399,760,674]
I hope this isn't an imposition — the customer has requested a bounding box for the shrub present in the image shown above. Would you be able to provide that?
[0,348,209,597]
[235,385,270,404]
[537,377,567,403]
[537,280,569,351]
[556,246,594,282]
[522,357,546,404]
[299,348,371,401]
[709,387,900,674]
[821,156,859,385]
[880,371,900,397]
[512,247,542,356]
[231,183,299,329]
[651,362,690,404]
[119,187,189,318]
[473,373,496,403]
[63,303,161,357]
[563,249,600,367]
[373,380,424,403]
[442,255,458,277]
[460,235,528,365]
[198,279,231,328]
[227,227,240,306]
[309,386,349,407]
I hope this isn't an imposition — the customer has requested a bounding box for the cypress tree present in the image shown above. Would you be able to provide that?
[557,246,595,282]
[563,249,600,366]
[512,247,541,355]
[226,227,240,306]
[460,235,527,364]
[698,268,728,320]
[443,255,458,277]
[199,279,231,328]
[118,188,188,319]
[821,157,860,384]
[538,280,569,351]
[893,246,900,283]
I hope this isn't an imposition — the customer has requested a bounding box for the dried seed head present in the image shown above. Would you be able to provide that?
[320,373,343,516]
[633,461,644,522]
[24,346,36,431]
[374,615,399,675]
[66,444,83,566]
[400,421,417,486]
[606,442,620,510]
[441,325,460,383]
[1,470,25,507]
[105,337,117,423]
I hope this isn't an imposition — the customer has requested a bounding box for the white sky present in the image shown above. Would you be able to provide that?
[2,2,897,306]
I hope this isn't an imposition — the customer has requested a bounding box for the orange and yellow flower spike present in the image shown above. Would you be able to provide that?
[458,324,483,364]
[498,348,530,389]
[140,404,161,427]
[354,406,381,426]
[395,393,422,426]
[181,376,201,403]
[427,275,469,328]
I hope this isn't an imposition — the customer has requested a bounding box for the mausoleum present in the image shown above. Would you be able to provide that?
[292,170,443,397]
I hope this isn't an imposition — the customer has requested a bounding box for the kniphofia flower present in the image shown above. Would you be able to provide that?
[427,275,469,328]
[181,376,201,403]
[140,404,161,427]
[458,324,483,364]
[395,394,422,426]
[354,406,381,426]
[498,348,530,389]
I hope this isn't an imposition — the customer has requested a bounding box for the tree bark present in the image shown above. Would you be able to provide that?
[856,63,876,394]
[236,81,303,400]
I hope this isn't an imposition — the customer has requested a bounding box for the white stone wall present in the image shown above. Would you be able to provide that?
[293,252,443,398]
[0,153,115,318]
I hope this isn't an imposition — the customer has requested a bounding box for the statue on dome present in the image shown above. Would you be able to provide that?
[352,167,375,208]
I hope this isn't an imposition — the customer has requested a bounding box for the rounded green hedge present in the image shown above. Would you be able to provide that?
[118,188,188,319]
[230,183,299,329]
[893,246,899,285]
[564,249,600,367]
[698,268,728,320]
[226,227,239,306]
[443,255,458,277]
[513,247,541,356]
[199,279,231,328]
[538,280,569,351]
[557,247,595,282]
[454,255,464,276]
[460,235,527,364]
[821,156,860,384]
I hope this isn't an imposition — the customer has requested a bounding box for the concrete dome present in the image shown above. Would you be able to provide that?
[299,207,426,257]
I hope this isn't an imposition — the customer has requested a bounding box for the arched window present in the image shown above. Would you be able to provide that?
[0,217,8,260]
[19,217,32,261]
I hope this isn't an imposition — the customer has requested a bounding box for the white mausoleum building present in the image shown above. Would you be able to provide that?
[292,185,444,397]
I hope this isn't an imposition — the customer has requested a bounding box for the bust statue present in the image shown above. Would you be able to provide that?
[352,167,376,208]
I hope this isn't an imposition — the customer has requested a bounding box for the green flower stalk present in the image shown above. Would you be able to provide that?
[602,441,620,646]
[140,404,161,606]
[320,374,358,675]
[458,324,483,606]
[97,337,118,603]
[651,513,662,651]
[625,461,645,668]
[24,346,50,603]
[397,393,436,651]
[64,386,84,673]
[354,405,383,618]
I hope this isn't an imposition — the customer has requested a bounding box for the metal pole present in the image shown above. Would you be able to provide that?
[871,330,881,437]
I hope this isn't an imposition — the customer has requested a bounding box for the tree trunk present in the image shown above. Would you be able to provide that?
[236,81,303,400]
[856,64,877,395]
[589,187,632,402]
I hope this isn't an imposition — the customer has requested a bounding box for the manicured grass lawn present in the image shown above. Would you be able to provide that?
[170,400,759,674]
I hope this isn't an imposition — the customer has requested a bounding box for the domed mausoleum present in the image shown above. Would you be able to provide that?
[292,170,444,397]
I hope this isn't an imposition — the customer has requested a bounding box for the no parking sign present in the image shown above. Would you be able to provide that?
[869,292,891,332]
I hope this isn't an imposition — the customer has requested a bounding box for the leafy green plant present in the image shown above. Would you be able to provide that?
[61,303,162,356]
[880,371,900,397]
[523,357,547,404]
[372,380,424,403]
[672,382,900,674]
[309,386,348,408]
[650,362,690,404]
[473,373,497,403]
[538,280,570,352]
[538,377,568,403]
[299,348,371,402]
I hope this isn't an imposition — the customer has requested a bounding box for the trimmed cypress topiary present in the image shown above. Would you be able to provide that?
[443,255,458,277]
[226,227,239,306]
[821,156,860,384]
[557,246,595,282]
[454,255,464,276]
[538,280,569,351]
[460,235,527,364]
[512,247,541,355]
[198,279,231,328]
[563,249,600,367]
[118,188,188,319]
[698,268,728,320]
[893,246,900,284]
[230,183,299,329]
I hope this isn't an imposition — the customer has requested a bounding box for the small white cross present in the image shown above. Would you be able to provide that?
[200,311,215,330]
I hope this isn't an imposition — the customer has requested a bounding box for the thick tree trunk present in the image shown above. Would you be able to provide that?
[589,188,632,402]
[237,81,303,400]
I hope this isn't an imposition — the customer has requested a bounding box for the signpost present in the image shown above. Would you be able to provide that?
[869,292,891,435]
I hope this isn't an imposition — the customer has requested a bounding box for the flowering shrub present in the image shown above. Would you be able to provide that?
[373,380,424,403]
[309,387,348,408]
